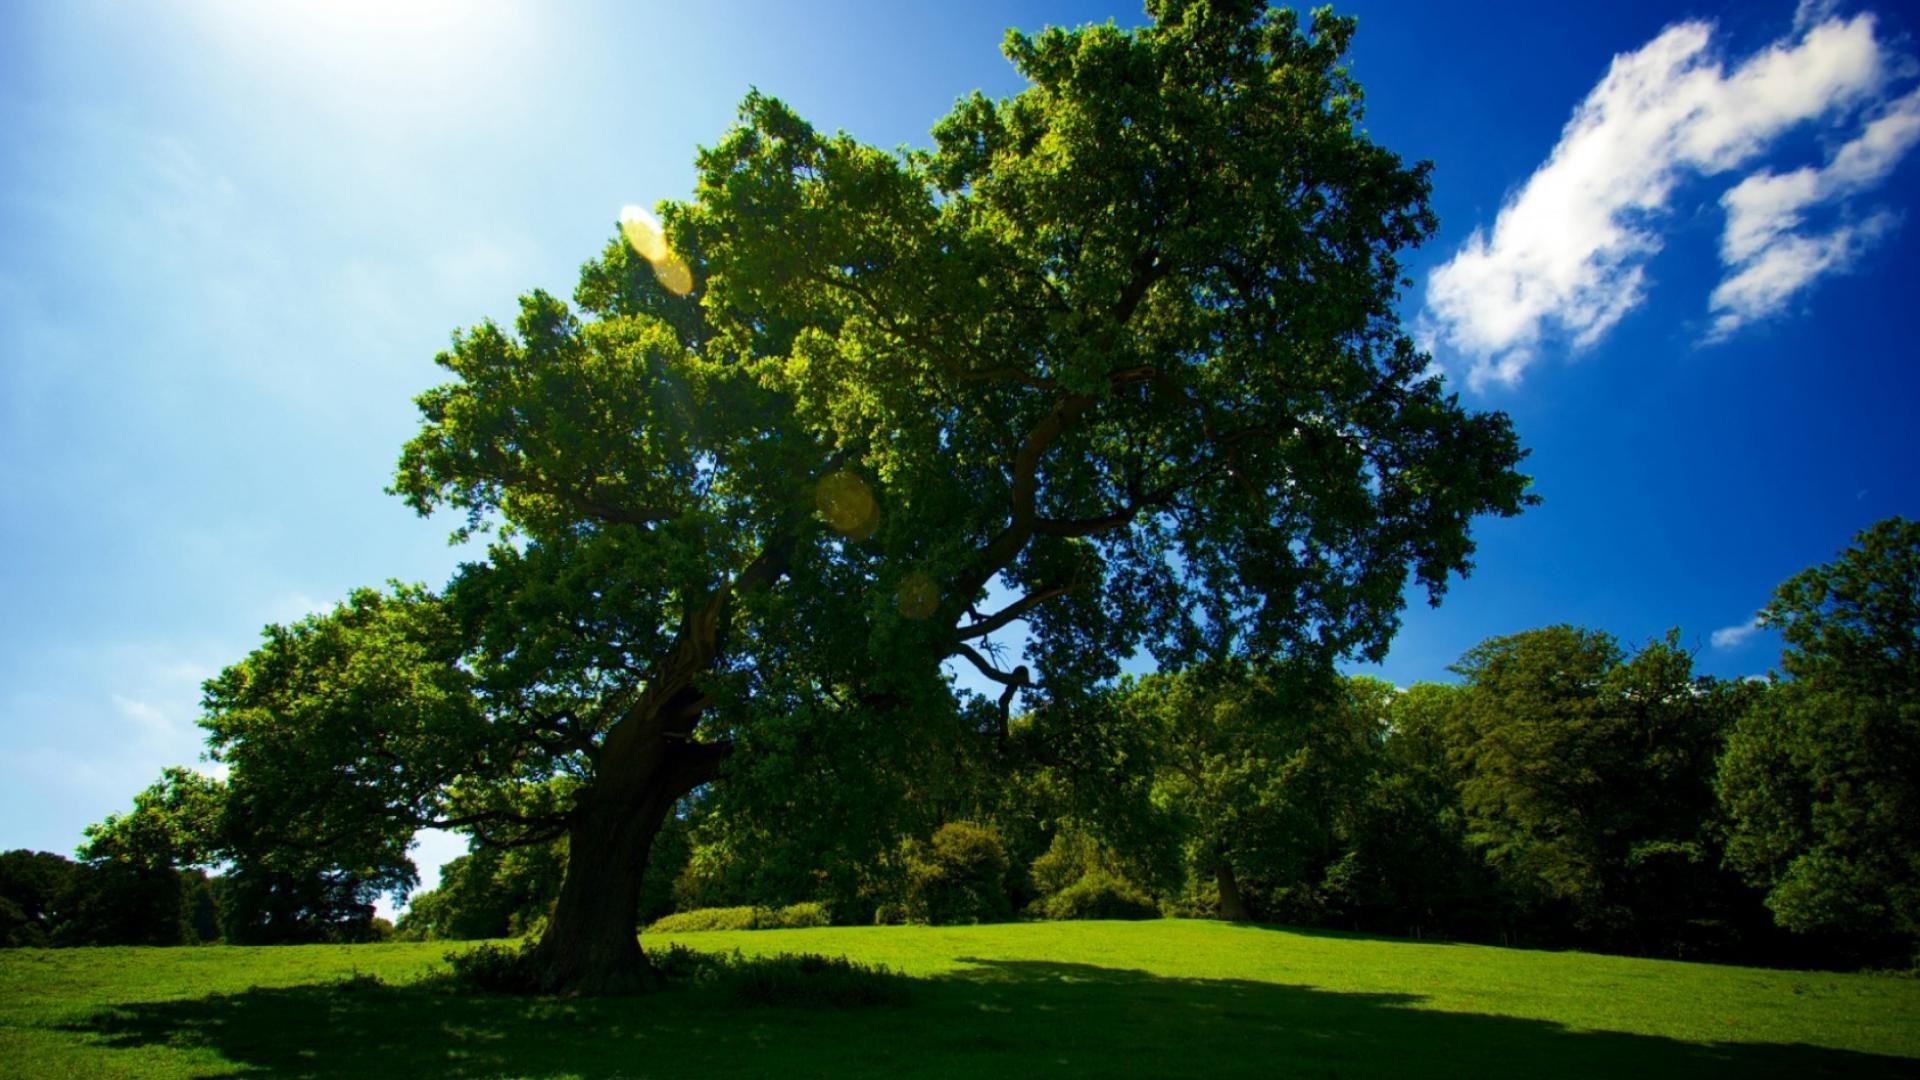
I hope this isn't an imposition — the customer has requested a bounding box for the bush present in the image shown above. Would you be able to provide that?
[1033,871,1160,921]
[774,901,830,928]
[905,822,1012,925]
[647,902,831,934]
[443,941,540,994]
[872,902,910,926]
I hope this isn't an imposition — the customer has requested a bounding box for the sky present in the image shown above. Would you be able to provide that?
[3,0,1916,908]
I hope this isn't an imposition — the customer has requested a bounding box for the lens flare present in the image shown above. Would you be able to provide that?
[815,470,879,541]
[619,204,670,261]
[894,571,939,620]
[619,204,695,297]
[652,253,695,297]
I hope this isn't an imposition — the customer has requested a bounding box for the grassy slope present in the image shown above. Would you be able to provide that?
[1,920,1914,1078]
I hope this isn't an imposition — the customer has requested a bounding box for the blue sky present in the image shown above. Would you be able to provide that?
[3,1,1916,902]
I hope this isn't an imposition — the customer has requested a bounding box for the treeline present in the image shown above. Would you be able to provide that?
[3,768,398,947]
[0,847,392,948]
[13,519,1916,968]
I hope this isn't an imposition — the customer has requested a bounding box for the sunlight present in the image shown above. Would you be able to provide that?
[185,0,534,136]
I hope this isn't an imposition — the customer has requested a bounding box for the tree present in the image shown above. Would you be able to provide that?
[1321,681,1499,938]
[396,840,567,941]
[72,768,225,946]
[191,1,1531,991]
[1119,662,1386,921]
[1719,517,1920,955]
[0,850,79,947]
[1446,628,1750,950]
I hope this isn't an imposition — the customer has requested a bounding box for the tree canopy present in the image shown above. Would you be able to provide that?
[1719,517,1920,949]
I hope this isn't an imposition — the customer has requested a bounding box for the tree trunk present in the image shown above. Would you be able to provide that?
[529,584,740,994]
[528,711,728,994]
[1215,861,1252,922]
[528,785,677,994]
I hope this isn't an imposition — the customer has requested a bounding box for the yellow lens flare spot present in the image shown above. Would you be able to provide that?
[619,204,670,260]
[619,204,695,297]
[652,253,694,297]
[894,571,939,620]
[815,470,879,541]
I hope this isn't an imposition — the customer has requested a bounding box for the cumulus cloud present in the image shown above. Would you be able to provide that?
[1422,10,1916,389]
[1710,617,1763,650]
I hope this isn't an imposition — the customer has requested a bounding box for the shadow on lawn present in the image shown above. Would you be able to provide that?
[66,957,1911,1079]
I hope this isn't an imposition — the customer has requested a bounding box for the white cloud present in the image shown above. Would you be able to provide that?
[1710,617,1762,650]
[1422,11,1912,389]
[1706,210,1898,338]
[1707,85,1920,338]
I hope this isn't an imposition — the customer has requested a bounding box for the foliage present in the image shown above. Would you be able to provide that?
[1031,871,1161,921]
[1316,682,1502,937]
[905,823,1014,925]
[703,951,910,1009]
[80,767,224,872]
[1719,517,1920,955]
[1027,829,1153,906]
[1118,661,1387,920]
[442,940,541,995]
[647,903,831,934]
[1446,627,1753,949]
[395,840,566,941]
[0,850,79,948]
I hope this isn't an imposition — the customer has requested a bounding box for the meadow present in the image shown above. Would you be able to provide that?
[2,920,1916,1078]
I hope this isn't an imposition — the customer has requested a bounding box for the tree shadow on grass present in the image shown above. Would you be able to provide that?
[63,958,1913,1079]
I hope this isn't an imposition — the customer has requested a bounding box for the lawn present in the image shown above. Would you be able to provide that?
[2,920,1915,1077]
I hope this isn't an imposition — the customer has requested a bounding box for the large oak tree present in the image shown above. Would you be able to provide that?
[187,1,1532,992]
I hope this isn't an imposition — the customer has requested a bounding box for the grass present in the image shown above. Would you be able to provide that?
[0,920,1914,1077]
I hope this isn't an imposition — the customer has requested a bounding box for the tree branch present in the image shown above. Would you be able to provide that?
[952,585,1074,641]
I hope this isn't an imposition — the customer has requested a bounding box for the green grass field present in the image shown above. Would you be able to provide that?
[3,920,1916,1077]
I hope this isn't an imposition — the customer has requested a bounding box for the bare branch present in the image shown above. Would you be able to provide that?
[953,585,1074,641]
[953,642,1030,689]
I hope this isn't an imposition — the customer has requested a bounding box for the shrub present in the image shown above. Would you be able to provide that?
[774,901,830,928]
[872,902,910,926]
[1033,871,1160,921]
[443,941,540,994]
[905,822,1012,925]
[647,902,832,934]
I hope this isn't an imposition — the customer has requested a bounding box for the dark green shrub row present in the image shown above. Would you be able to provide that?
[647,902,830,933]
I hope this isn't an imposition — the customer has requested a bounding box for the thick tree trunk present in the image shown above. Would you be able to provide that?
[1215,861,1252,923]
[529,691,729,994]
[528,784,678,994]
[528,578,742,994]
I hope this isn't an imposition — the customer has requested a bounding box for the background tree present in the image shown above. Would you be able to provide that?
[66,768,222,946]
[0,851,80,948]
[396,840,568,941]
[1719,517,1920,959]
[180,0,1531,991]
[1447,628,1751,951]
[1117,662,1384,921]
[1320,681,1499,939]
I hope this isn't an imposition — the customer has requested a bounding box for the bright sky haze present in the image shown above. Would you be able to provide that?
[3,0,1916,907]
